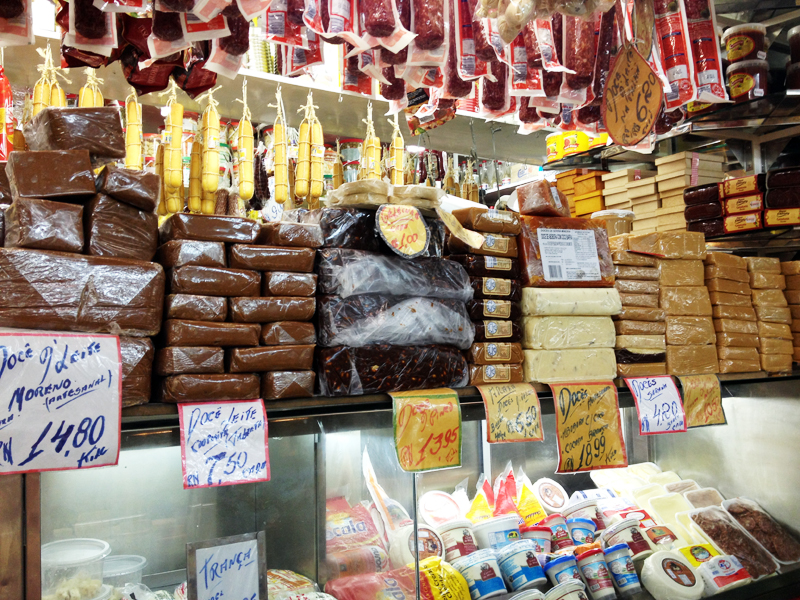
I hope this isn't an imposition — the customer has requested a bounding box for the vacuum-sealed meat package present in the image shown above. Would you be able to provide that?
[121,337,155,407]
[4,198,84,253]
[85,194,158,261]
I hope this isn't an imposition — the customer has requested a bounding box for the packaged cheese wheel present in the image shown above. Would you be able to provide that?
[704,265,749,282]
[615,265,659,280]
[666,317,716,345]
[660,287,713,316]
[658,260,704,286]
[621,293,660,308]
[628,232,707,259]
[759,337,793,355]
[611,250,657,267]
[522,316,616,350]
[744,256,781,273]
[615,307,666,321]
[719,359,762,373]
[666,345,719,375]
[615,335,666,350]
[717,346,759,361]
[705,278,751,295]
[750,272,786,290]
[615,320,667,335]
[757,321,792,340]
[640,551,705,600]
[618,363,667,376]
[751,289,788,307]
[521,288,622,316]
[780,261,800,275]
[523,348,617,383]
[713,305,757,321]
[615,279,660,294]
[704,252,746,269]
[755,305,792,324]
[713,319,758,335]
[709,291,752,307]
[716,332,759,347]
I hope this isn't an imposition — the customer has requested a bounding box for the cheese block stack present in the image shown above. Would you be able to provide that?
[782,261,800,364]
[450,208,524,386]
[609,234,666,376]
[704,253,760,373]
[572,171,607,218]
[601,168,656,211]
[627,176,660,233]
[688,175,766,238]
[746,256,793,374]
[156,214,321,403]
[655,152,725,233]
[625,232,718,375]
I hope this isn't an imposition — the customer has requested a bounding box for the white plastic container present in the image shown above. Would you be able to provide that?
[436,519,478,562]
[600,518,654,562]
[603,543,642,597]
[41,538,111,599]
[509,590,546,600]
[665,480,700,495]
[685,488,725,509]
[472,515,522,550]
[543,578,588,600]
[566,518,597,545]
[497,540,547,591]
[91,584,114,600]
[103,555,147,588]
[626,462,661,480]
[532,478,568,514]
[610,508,657,529]
[452,549,508,600]
[569,489,617,503]
[563,499,603,532]
[640,550,705,600]
[541,514,573,552]
[696,555,752,594]
[647,471,681,486]
[722,497,800,566]
[631,483,667,511]
[520,526,552,554]
[576,549,616,600]
[544,554,580,587]
[419,491,462,527]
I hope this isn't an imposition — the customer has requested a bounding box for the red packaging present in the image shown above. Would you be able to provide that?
[686,0,727,103]
[325,500,387,554]
[653,0,696,109]
[723,211,762,234]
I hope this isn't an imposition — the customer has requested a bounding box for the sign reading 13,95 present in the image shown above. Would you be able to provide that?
[0,332,122,474]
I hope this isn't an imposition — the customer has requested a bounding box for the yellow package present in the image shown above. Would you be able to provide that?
[516,483,548,527]
[678,544,720,568]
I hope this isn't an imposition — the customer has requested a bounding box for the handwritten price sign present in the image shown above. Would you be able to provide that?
[392,388,461,472]
[187,532,266,600]
[479,383,544,444]
[178,400,270,489]
[550,382,628,474]
[0,332,121,474]
[625,376,687,435]
[377,204,429,258]
[679,375,726,428]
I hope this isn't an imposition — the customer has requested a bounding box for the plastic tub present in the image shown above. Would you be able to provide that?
[532,478,568,514]
[790,25,800,64]
[726,60,768,104]
[576,549,616,600]
[647,471,681,487]
[497,540,548,591]
[91,584,114,600]
[603,544,642,597]
[563,499,603,532]
[103,555,147,588]
[685,488,725,509]
[452,549,508,600]
[472,515,522,550]
[627,462,661,480]
[541,514,573,552]
[520,526,553,554]
[544,580,589,600]
[567,518,597,545]
[546,133,563,163]
[722,24,767,62]
[436,519,478,562]
[420,491,462,527]
[510,590,545,600]
[600,518,654,562]
[591,210,634,238]
[610,509,657,529]
[570,489,617,503]
[544,554,580,587]
[41,538,111,598]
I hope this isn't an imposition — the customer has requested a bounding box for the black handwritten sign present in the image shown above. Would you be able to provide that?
[187,531,266,600]
[602,44,663,146]
[549,382,628,474]
[478,383,544,443]
[625,376,687,435]
[178,400,270,489]
[0,332,121,474]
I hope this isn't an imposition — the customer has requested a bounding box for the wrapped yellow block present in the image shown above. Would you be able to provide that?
[521,316,616,350]
[666,316,715,345]
[660,286,713,316]
[666,345,719,375]
[523,348,617,383]
[658,259,704,286]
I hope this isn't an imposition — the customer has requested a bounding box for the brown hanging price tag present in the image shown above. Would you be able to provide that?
[602,44,663,146]
[678,375,726,427]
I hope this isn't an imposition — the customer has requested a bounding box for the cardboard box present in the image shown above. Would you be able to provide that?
[658,174,720,193]
[654,152,726,166]
[627,177,658,199]
[574,171,608,196]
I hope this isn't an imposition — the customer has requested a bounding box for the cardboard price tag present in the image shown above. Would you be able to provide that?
[0,332,121,474]
[392,388,461,472]
[624,376,687,435]
[550,382,628,474]
[178,400,270,489]
[678,374,726,428]
[376,204,429,257]
[478,383,544,443]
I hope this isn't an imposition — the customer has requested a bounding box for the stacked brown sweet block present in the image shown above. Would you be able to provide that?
[782,261,800,365]
[745,257,793,374]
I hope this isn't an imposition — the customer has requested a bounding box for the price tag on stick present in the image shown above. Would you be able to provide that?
[178,400,270,489]
[376,204,430,257]
[550,382,628,474]
[0,332,121,474]
[478,383,544,443]
[624,376,687,435]
[187,531,267,600]
[679,375,726,428]
[392,388,461,472]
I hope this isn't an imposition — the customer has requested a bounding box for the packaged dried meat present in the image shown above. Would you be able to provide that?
[6,150,95,199]
[666,345,718,375]
[684,183,719,206]
[685,202,723,222]
[154,346,225,375]
[562,14,594,92]
[518,216,614,288]
[466,299,521,320]
[482,61,510,114]
[713,305,756,321]
[160,373,260,402]
[158,240,226,268]
[687,0,727,103]
[0,248,164,336]
[24,107,125,166]
[262,370,316,400]
[665,316,715,345]
[451,207,522,234]
[229,297,316,322]
[448,254,520,278]
[469,363,524,385]
[261,321,316,345]
[229,244,315,272]
[169,265,261,297]
[120,337,154,407]
[653,0,695,109]
[292,207,381,250]
[316,344,469,396]
[160,213,259,244]
[165,294,227,322]
[317,294,474,349]
[228,344,315,372]
[4,198,84,253]
[615,320,666,335]
[660,286,713,316]
[95,164,160,212]
[163,319,261,346]
[468,342,524,364]
[469,276,521,301]
[628,231,707,259]
[85,194,158,261]
[725,498,800,564]
[754,305,792,324]
[658,259,704,286]
[447,232,518,257]
[316,249,472,301]
[516,179,570,217]
[474,319,522,342]
[262,272,317,297]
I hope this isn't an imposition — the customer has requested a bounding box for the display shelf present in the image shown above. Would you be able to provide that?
[707,227,800,253]
[689,92,800,135]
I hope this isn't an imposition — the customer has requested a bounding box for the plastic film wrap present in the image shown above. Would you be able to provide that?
[614,320,666,335]
[229,297,316,322]
[751,289,788,307]
[704,265,749,282]
[262,371,316,400]
[157,240,227,268]
[169,266,261,297]
[229,244,315,272]
[611,251,657,267]
[4,198,84,253]
[614,279,660,294]
[719,359,761,373]
[95,164,160,212]
[628,232,707,259]
[615,349,666,364]
[757,321,792,339]
[706,278,750,295]
[6,150,95,199]
[523,348,617,383]
[615,265,659,280]
[726,497,800,563]
[292,207,381,250]
[85,194,158,261]
[755,305,792,324]
[713,319,758,335]
[163,319,261,346]
[717,346,759,361]
[154,346,225,375]
[666,345,718,375]
[759,337,792,355]
[165,294,227,322]
[466,299,521,320]
[474,319,522,342]
[261,321,316,345]
[709,291,752,307]
[660,286,713,316]
[469,277,521,300]
[160,213,260,244]
[716,332,759,347]
[469,364,524,385]
[684,183,719,205]
[468,342,524,364]
[262,272,318,297]
[521,287,622,316]
[620,293,659,308]
[615,335,666,350]
[761,354,792,373]
[159,373,261,402]
[781,261,800,275]
[258,221,324,248]
[615,307,666,321]
[618,363,666,376]
[120,337,154,407]
[451,207,522,234]
[749,272,786,290]
[448,254,520,278]
[522,316,615,349]
[658,259,704,286]
[228,344,315,372]
[447,232,519,258]
[705,252,746,270]
[713,305,757,321]
[665,316,715,345]
[745,256,781,273]
[516,180,570,218]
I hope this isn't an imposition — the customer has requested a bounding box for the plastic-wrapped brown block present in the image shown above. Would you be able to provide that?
[615,307,666,321]
[169,266,261,297]
[227,344,315,372]
[611,250,657,267]
[781,261,800,275]
[157,240,226,268]
[228,244,316,272]
[628,231,707,259]
[260,321,316,345]
[704,265,749,282]
[745,256,781,273]
[658,259,704,286]
[620,293,659,308]
[516,179,571,217]
[761,353,792,373]
[4,198,84,252]
[758,321,792,340]
[163,319,260,346]
[154,346,225,375]
[704,252,746,269]
[713,319,757,335]
[709,291,752,307]
[751,289,788,307]
[786,274,800,290]
[615,335,665,349]
[229,297,316,323]
[666,345,718,375]
[85,194,158,261]
[609,234,629,251]
[159,373,260,402]
[257,221,323,248]
[660,286,713,316]
[448,232,519,258]
[705,278,751,295]
[614,320,666,335]
[617,363,667,376]
[760,338,793,355]
[469,364,524,385]
[749,272,786,290]
[262,371,316,400]
[614,279,660,294]
[615,265,659,280]
[786,290,800,304]
[716,332,759,347]
[713,305,757,321]
[160,213,259,244]
[717,346,759,361]
[468,342,525,364]
[262,272,317,297]
[165,294,227,322]
[719,359,762,373]
[120,337,154,408]
[95,164,160,212]
[6,150,96,199]
[452,207,522,233]
[666,316,715,345]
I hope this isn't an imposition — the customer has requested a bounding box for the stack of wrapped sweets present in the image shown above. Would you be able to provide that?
[745,256,793,374]
[571,170,607,218]
[601,167,655,211]
[764,166,800,228]
[655,152,725,233]
[782,261,800,363]
[627,176,660,233]
[703,175,766,238]
[516,180,620,383]
[315,184,471,396]
[608,234,667,376]
[156,213,320,402]
[449,206,523,386]
[625,232,718,376]
[704,253,760,374]
[3,106,161,408]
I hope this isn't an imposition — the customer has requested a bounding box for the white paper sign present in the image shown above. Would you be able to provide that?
[179,400,270,489]
[624,376,687,435]
[191,535,263,600]
[0,332,121,474]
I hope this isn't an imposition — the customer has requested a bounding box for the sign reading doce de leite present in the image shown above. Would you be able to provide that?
[188,532,266,600]
[0,332,121,474]
[625,376,687,435]
[178,400,270,489]
[479,383,544,443]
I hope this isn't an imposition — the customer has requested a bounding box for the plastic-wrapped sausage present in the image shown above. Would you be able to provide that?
[161,0,195,11]
[523,21,541,68]
[288,0,305,25]
[482,61,508,110]
[152,10,183,42]
[380,67,406,100]
[365,0,397,37]
[542,13,562,96]
[474,18,497,61]
[414,0,445,49]
[444,10,473,97]
[564,14,594,90]
[220,11,250,56]
[592,7,616,97]
[345,43,360,74]
[519,97,540,123]
[382,0,411,62]
[75,0,109,39]
[321,0,346,44]
[0,0,25,19]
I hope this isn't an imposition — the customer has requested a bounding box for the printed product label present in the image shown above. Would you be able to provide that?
[551,524,573,550]
[408,527,443,558]
[546,141,558,161]
[553,565,580,584]
[538,229,602,281]
[709,557,750,588]
[722,176,759,196]
[580,562,614,592]
[729,73,755,98]
[440,527,478,561]
[765,208,800,226]
[486,343,512,361]
[489,528,521,548]
[483,365,511,382]
[618,509,657,528]
[483,277,512,296]
[571,526,595,544]
[725,35,754,62]
[465,563,505,600]
[483,234,510,253]
[662,558,697,587]
[550,186,562,208]
[538,482,566,508]
[647,525,678,545]
[483,300,512,318]
[487,208,514,222]
[484,256,513,271]
[679,544,717,567]
[724,212,761,233]
[485,320,513,338]
[499,552,545,590]
[610,527,651,557]
[608,555,639,589]
[725,194,762,214]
